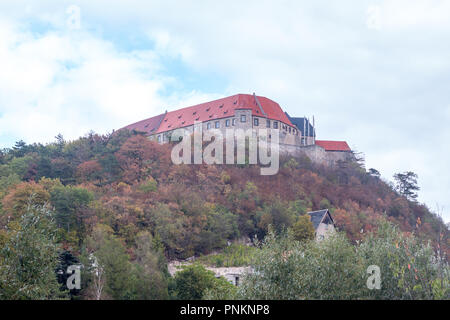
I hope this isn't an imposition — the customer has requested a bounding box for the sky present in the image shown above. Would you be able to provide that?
[0,0,449,222]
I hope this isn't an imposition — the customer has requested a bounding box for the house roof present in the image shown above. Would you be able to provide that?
[285,114,316,137]
[121,113,165,135]
[315,140,351,152]
[155,94,294,134]
[307,209,334,230]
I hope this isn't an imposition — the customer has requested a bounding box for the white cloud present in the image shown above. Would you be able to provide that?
[0,15,213,145]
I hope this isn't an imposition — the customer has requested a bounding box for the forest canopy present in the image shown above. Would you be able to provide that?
[0,130,448,300]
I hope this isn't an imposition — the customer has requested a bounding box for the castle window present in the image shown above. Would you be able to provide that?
[240,115,246,122]
[273,121,278,129]
[266,120,270,128]
[225,119,230,127]
[289,127,291,133]
[215,121,220,128]
[157,135,161,142]
[207,122,211,130]
[254,118,259,126]
[232,118,236,126]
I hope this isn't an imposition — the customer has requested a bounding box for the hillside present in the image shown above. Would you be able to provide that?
[1,131,447,258]
[0,130,448,299]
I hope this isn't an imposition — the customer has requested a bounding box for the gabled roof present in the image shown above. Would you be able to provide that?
[285,114,316,137]
[315,140,351,152]
[307,209,334,230]
[156,94,294,134]
[121,113,165,135]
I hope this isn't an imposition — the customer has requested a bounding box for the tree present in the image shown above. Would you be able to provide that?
[12,140,28,158]
[238,230,366,300]
[291,215,315,242]
[172,264,230,300]
[85,225,134,299]
[50,185,93,237]
[1,182,50,225]
[257,199,296,236]
[0,205,68,300]
[368,168,381,178]
[130,231,169,299]
[394,171,420,201]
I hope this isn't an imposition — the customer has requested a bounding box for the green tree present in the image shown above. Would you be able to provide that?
[291,215,315,242]
[85,225,134,299]
[239,230,365,299]
[0,205,68,300]
[394,171,420,201]
[172,264,231,300]
[130,231,169,299]
[50,185,93,243]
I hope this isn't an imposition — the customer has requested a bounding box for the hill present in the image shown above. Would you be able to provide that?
[0,130,448,258]
[0,130,448,299]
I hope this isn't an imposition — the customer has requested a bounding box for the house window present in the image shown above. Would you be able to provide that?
[215,121,220,128]
[207,122,211,130]
[240,115,246,122]
[225,119,230,127]
[266,120,270,128]
[232,118,236,126]
[254,118,259,126]
[273,121,278,129]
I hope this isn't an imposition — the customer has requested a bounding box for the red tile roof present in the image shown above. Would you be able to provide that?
[156,94,293,133]
[121,113,165,134]
[315,140,351,152]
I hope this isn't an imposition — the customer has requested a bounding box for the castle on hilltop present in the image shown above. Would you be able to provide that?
[122,93,353,166]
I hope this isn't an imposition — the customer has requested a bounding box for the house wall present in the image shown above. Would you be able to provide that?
[151,109,301,146]
[316,222,336,241]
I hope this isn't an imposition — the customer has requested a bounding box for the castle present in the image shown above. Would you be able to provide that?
[122,93,353,166]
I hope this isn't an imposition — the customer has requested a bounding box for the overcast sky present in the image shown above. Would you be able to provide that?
[0,1,449,222]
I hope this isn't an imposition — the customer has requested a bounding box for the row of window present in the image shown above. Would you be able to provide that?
[157,116,298,142]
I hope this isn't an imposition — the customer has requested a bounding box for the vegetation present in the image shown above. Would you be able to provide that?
[232,222,449,300]
[196,244,258,267]
[0,130,448,299]
[171,264,236,300]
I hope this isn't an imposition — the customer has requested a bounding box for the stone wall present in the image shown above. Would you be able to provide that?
[279,143,353,166]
